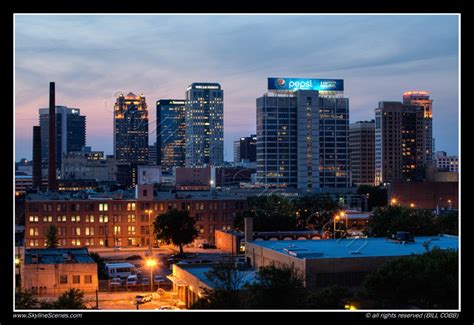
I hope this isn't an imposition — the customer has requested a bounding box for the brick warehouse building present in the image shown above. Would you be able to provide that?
[24,186,246,249]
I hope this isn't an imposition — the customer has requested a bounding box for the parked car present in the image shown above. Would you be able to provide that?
[136,293,153,304]
[141,277,150,285]
[198,243,217,249]
[154,275,165,284]
[126,275,138,285]
[110,278,122,286]
[158,305,179,310]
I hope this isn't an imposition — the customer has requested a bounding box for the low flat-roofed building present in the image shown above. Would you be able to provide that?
[246,235,458,290]
[168,263,256,308]
[389,181,458,210]
[21,248,98,296]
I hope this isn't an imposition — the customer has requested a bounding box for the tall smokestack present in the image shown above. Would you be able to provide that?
[48,82,57,191]
[32,126,42,190]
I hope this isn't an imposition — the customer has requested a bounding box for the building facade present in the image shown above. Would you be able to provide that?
[435,151,458,172]
[256,78,349,192]
[24,192,246,249]
[156,99,186,173]
[185,83,224,167]
[234,135,257,163]
[61,151,117,183]
[39,106,86,172]
[374,101,426,184]
[21,248,98,296]
[349,121,375,186]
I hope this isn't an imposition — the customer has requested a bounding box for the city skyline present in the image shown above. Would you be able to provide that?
[14,14,459,161]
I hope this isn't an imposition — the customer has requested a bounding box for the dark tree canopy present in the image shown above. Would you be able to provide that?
[364,248,458,309]
[153,208,198,254]
[357,185,388,210]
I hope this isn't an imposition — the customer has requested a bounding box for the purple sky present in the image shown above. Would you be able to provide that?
[14,15,459,161]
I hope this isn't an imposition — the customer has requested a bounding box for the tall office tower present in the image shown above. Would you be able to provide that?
[156,99,186,173]
[39,105,86,173]
[234,135,257,163]
[374,102,426,185]
[349,121,375,186]
[113,92,149,165]
[256,78,348,192]
[185,83,224,167]
[403,91,433,165]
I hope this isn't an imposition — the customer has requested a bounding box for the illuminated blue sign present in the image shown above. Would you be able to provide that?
[268,78,344,91]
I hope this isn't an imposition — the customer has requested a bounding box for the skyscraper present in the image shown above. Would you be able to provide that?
[349,121,375,186]
[234,135,257,163]
[403,91,433,165]
[256,77,349,192]
[185,83,224,167]
[39,105,86,172]
[374,101,426,184]
[156,99,186,173]
[113,92,149,165]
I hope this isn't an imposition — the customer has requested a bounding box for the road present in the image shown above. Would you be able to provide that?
[83,292,181,310]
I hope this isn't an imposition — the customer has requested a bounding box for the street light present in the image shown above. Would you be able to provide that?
[391,198,398,206]
[145,258,157,293]
[340,211,347,235]
[333,215,340,239]
[15,256,21,288]
[409,203,415,208]
[144,210,153,255]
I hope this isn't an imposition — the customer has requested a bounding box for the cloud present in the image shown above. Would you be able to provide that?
[14,14,459,160]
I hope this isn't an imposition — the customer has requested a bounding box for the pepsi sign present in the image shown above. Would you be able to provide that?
[268,78,343,91]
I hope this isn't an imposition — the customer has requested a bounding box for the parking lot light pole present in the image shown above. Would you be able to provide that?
[145,258,157,293]
[145,210,153,256]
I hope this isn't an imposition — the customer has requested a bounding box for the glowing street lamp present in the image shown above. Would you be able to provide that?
[145,258,157,293]
[409,203,415,208]
[333,215,340,239]
[144,210,153,255]
[391,198,398,206]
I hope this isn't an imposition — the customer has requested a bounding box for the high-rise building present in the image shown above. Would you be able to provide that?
[256,77,349,192]
[403,91,433,164]
[39,106,86,172]
[374,101,426,185]
[156,99,186,173]
[185,83,224,167]
[435,151,458,172]
[234,135,257,163]
[349,121,375,186]
[113,92,149,164]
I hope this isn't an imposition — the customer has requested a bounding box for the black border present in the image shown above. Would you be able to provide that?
[4,0,469,323]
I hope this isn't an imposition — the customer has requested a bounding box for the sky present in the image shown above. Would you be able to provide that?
[14,14,459,161]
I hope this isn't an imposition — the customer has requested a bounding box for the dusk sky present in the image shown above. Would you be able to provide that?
[14,14,459,161]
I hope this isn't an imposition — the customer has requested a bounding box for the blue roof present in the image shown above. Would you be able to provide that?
[24,248,96,264]
[250,235,458,260]
[180,265,256,289]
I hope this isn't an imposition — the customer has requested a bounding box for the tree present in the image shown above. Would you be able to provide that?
[369,206,438,237]
[190,262,250,309]
[45,224,59,248]
[364,248,458,309]
[53,289,86,309]
[89,252,107,280]
[234,195,297,231]
[357,185,388,210]
[435,211,458,235]
[294,194,339,230]
[15,289,39,309]
[244,264,306,309]
[304,286,351,309]
[153,209,198,255]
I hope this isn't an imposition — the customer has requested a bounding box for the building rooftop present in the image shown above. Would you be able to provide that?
[249,235,458,260]
[176,264,256,290]
[24,248,96,264]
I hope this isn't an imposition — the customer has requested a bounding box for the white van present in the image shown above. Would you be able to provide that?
[105,263,136,278]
